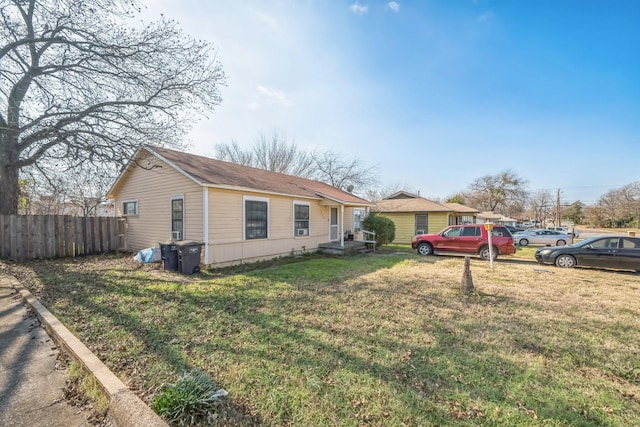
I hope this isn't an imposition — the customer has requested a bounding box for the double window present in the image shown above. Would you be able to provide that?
[245,197,269,240]
[294,202,310,236]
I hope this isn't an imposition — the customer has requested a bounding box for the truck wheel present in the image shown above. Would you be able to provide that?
[416,243,433,256]
[480,246,498,261]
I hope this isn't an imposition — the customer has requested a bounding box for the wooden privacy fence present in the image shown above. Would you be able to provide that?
[0,215,126,261]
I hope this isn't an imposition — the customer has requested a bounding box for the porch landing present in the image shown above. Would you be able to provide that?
[317,240,374,255]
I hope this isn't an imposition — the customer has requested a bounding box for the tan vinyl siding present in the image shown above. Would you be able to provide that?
[114,159,203,251]
[206,188,330,266]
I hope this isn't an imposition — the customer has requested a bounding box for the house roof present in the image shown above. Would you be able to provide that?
[477,211,517,222]
[477,211,502,220]
[384,191,420,200]
[441,203,479,214]
[374,198,478,214]
[108,146,373,206]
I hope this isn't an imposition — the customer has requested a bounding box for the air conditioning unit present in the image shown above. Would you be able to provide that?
[172,231,182,240]
[296,229,308,236]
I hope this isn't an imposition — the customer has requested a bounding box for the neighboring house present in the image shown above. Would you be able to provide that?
[476,211,518,227]
[26,196,114,217]
[107,147,373,267]
[373,194,478,244]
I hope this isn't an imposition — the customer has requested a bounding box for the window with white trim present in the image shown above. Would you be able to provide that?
[171,196,184,241]
[294,202,310,236]
[245,197,269,240]
[415,214,428,235]
[353,208,366,231]
[122,200,138,216]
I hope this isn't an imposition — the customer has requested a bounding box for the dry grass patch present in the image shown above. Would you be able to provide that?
[3,253,640,426]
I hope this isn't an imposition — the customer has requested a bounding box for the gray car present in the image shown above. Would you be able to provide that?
[513,229,572,246]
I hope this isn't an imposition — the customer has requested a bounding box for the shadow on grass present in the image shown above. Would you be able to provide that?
[7,253,639,426]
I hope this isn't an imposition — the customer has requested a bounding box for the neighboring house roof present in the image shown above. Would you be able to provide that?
[477,211,503,220]
[384,191,420,200]
[108,146,373,206]
[477,211,517,222]
[375,198,478,214]
[441,203,479,214]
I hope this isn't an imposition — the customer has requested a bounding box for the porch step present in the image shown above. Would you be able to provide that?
[317,241,371,255]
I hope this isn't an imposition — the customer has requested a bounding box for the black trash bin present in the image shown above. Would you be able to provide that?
[176,241,203,275]
[159,243,179,272]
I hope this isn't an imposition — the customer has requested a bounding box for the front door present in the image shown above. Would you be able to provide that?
[330,207,339,241]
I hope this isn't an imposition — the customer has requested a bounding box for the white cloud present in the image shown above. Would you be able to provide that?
[349,3,368,15]
[387,2,399,12]
[250,85,292,108]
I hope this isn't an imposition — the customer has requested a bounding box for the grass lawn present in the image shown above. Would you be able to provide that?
[4,251,640,426]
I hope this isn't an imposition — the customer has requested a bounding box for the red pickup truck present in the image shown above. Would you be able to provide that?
[411,224,516,260]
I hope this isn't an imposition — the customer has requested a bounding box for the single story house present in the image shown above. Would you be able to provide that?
[107,147,373,267]
[476,211,518,227]
[373,192,478,244]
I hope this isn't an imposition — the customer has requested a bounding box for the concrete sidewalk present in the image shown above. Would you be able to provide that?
[0,276,92,427]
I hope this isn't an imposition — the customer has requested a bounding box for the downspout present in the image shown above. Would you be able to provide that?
[203,187,209,265]
[340,204,345,248]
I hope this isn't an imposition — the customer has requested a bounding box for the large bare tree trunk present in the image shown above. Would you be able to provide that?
[0,138,20,215]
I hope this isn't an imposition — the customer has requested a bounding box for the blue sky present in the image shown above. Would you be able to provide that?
[142,0,639,205]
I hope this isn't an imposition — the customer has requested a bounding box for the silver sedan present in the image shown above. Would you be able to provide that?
[513,229,572,246]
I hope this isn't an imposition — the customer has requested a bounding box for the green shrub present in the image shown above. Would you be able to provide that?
[151,370,227,426]
[362,213,396,247]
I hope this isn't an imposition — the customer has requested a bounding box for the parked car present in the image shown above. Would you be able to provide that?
[535,236,640,272]
[513,229,572,246]
[411,224,516,260]
[546,226,580,238]
[504,225,524,234]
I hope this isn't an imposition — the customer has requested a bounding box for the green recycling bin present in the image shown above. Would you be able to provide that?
[176,241,203,274]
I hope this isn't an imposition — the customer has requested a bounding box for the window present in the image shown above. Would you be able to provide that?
[461,215,475,224]
[122,200,138,216]
[492,226,508,237]
[294,202,310,236]
[442,227,462,237]
[461,227,481,237]
[171,196,184,241]
[415,214,428,234]
[353,209,366,232]
[245,198,268,240]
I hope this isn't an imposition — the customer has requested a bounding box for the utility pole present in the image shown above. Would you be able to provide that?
[556,189,561,225]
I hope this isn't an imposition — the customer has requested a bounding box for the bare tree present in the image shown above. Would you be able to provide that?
[214,140,255,166]
[464,170,529,213]
[214,132,379,195]
[594,182,640,227]
[214,131,316,178]
[22,161,117,216]
[364,183,416,202]
[311,151,378,193]
[0,0,226,214]
[253,131,316,177]
[528,189,554,224]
